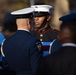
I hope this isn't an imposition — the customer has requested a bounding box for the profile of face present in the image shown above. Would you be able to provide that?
[34,16,46,28]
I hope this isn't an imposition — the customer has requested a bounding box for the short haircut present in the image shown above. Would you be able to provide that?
[60,20,76,41]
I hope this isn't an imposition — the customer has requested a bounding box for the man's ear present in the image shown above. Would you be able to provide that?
[47,16,51,21]
[27,19,30,25]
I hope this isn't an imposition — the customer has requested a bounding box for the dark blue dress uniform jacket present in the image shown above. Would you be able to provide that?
[2,30,42,75]
[36,46,76,75]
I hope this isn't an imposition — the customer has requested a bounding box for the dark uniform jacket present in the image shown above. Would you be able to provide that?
[31,26,59,42]
[2,30,42,75]
[36,45,76,75]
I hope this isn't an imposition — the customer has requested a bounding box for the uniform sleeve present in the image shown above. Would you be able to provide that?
[2,57,10,69]
[1,39,10,69]
[30,39,43,75]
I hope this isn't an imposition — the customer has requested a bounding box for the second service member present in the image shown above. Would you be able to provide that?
[31,5,59,42]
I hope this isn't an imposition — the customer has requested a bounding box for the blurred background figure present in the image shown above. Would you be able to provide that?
[31,5,59,42]
[36,12,76,75]
[0,33,4,47]
[0,12,17,75]
[51,0,76,31]
[49,0,76,54]
[0,33,4,67]
[0,26,4,68]
[51,0,69,30]
[2,12,17,39]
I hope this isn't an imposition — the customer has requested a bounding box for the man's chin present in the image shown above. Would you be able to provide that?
[35,25,41,28]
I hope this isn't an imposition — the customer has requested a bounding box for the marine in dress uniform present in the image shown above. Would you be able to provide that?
[35,12,76,75]
[1,7,43,75]
[31,5,59,42]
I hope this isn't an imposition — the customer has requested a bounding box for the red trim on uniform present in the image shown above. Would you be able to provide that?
[42,46,50,51]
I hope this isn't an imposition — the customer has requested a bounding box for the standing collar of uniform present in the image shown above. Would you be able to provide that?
[62,43,76,47]
[37,25,50,32]
[18,28,30,32]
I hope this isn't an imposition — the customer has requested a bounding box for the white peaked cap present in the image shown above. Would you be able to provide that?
[11,7,35,15]
[31,5,53,14]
